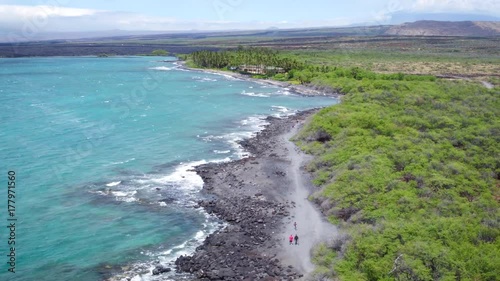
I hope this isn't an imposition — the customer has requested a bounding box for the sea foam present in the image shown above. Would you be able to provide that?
[149,66,173,71]
[240,90,270,98]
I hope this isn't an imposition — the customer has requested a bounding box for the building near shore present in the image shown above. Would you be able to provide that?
[239,64,285,75]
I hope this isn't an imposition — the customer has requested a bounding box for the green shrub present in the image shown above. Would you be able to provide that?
[297,80,500,280]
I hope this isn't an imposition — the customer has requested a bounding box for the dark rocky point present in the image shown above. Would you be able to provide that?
[173,110,319,280]
[152,265,171,275]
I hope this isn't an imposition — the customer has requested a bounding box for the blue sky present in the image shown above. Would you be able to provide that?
[0,0,498,35]
[0,0,389,22]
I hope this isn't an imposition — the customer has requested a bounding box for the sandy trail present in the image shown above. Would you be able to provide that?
[176,111,339,280]
[277,121,338,278]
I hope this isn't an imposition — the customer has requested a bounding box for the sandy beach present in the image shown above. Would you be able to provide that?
[176,61,341,98]
[174,109,338,280]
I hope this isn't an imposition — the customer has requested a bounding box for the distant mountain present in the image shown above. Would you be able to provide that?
[388,13,500,24]
[0,30,176,43]
[385,20,500,36]
[2,20,499,44]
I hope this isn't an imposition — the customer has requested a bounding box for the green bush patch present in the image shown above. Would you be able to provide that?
[297,80,499,280]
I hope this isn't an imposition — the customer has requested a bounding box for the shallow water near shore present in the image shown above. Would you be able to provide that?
[0,56,338,280]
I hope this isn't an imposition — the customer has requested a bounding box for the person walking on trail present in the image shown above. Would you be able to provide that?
[294,234,299,245]
[289,234,294,245]
[294,222,297,230]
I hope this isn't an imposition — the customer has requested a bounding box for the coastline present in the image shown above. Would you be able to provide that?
[98,58,339,281]
[175,61,342,98]
[174,109,337,280]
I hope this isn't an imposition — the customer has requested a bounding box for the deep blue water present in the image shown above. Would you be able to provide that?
[0,56,338,280]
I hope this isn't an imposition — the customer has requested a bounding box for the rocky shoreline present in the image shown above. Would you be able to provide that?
[174,110,321,280]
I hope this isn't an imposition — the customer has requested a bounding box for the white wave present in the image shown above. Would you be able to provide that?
[130,276,142,281]
[172,240,188,251]
[121,158,136,164]
[149,66,172,71]
[271,105,289,113]
[192,76,217,82]
[199,115,270,158]
[112,190,132,197]
[205,71,240,81]
[220,115,270,158]
[240,90,270,98]
[104,158,136,166]
[199,134,224,142]
[214,157,231,163]
[271,105,297,118]
[275,88,294,96]
[96,157,233,207]
[239,116,270,156]
[194,230,205,240]
[213,150,231,154]
[106,181,121,187]
[112,190,138,202]
[91,181,144,205]
[109,217,222,281]
[240,115,269,129]
[89,190,107,196]
[139,160,207,191]
[227,136,251,158]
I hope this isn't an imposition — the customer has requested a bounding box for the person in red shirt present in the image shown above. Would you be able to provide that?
[289,234,293,245]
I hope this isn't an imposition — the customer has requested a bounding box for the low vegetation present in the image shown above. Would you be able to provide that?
[188,47,302,71]
[150,49,169,56]
[186,47,438,88]
[281,49,500,84]
[137,49,170,56]
[188,47,499,280]
[295,80,499,280]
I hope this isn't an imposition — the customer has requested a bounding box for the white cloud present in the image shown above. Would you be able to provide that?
[0,3,359,38]
[411,0,499,14]
[365,0,499,26]
[0,4,177,35]
[0,4,100,33]
[0,4,98,18]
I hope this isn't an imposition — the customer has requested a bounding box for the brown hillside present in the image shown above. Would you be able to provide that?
[385,20,500,36]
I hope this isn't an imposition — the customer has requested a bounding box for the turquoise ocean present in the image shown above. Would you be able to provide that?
[0,57,337,280]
